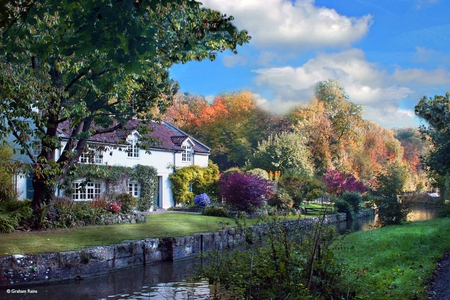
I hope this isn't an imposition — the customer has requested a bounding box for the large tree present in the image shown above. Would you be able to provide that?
[415,93,450,194]
[0,0,250,213]
[415,93,450,176]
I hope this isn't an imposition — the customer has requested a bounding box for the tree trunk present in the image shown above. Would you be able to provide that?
[31,173,57,221]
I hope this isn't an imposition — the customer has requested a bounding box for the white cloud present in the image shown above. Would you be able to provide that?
[251,49,422,127]
[392,68,450,85]
[201,0,372,50]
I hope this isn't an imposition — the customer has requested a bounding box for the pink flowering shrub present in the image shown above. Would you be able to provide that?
[108,201,122,214]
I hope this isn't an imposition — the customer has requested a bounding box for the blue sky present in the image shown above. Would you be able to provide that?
[170,0,450,128]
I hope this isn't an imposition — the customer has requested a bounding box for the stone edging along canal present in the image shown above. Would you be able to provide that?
[0,210,374,287]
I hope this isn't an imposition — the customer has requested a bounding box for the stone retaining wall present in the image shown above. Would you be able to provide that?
[0,211,373,287]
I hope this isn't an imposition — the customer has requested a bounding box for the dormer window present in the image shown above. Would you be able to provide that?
[127,133,139,158]
[182,144,193,162]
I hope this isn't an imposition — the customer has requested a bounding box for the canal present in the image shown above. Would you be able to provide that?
[0,205,442,300]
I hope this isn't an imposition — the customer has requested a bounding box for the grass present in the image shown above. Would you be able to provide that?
[0,213,235,255]
[333,217,450,299]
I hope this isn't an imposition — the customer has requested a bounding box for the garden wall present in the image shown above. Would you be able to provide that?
[0,211,369,287]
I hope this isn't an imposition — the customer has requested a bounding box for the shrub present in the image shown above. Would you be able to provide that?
[374,196,409,226]
[194,193,211,208]
[438,205,450,218]
[0,200,33,233]
[114,193,137,213]
[202,205,230,217]
[52,198,106,228]
[219,172,274,212]
[342,192,363,213]
[246,168,269,180]
[108,202,122,214]
[268,188,294,211]
[196,215,344,299]
[333,198,353,219]
[322,169,366,196]
[278,174,325,207]
[90,197,108,210]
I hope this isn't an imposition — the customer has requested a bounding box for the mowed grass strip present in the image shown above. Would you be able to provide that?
[333,217,450,299]
[0,213,233,255]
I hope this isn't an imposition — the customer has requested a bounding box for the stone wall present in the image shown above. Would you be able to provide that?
[0,211,366,287]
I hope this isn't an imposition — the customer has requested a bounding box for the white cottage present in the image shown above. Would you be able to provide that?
[13,120,210,209]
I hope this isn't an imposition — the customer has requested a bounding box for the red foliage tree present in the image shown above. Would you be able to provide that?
[322,169,365,196]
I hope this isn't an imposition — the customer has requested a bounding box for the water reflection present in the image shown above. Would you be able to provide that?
[0,260,211,300]
[407,205,441,222]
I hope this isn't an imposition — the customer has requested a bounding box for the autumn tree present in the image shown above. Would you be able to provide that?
[0,0,250,213]
[249,132,314,177]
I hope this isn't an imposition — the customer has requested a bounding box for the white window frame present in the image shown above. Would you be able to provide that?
[127,134,140,158]
[128,180,141,198]
[80,147,103,164]
[72,181,102,201]
[181,145,193,162]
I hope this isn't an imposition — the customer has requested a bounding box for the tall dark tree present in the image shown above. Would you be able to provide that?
[415,93,450,176]
[415,92,450,193]
[0,0,250,213]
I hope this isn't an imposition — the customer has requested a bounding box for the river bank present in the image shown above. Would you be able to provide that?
[1,211,359,288]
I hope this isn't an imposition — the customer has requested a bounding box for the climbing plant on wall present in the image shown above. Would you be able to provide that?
[169,161,219,205]
[131,165,158,211]
[61,164,158,211]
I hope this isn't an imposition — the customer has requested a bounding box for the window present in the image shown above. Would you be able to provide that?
[80,148,103,164]
[181,145,192,162]
[72,181,101,201]
[127,135,139,158]
[128,181,140,198]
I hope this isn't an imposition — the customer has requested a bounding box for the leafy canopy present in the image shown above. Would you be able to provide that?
[0,0,249,209]
[415,93,450,178]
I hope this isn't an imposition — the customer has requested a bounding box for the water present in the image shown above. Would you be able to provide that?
[0,259,211,300]
[0,205,442,300]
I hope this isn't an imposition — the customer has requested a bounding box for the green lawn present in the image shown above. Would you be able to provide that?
[333,217,450,299]
[0,213,234,255]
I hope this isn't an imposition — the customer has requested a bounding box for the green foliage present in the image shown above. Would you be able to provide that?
[131,165,158,212]
[267,188,294,211]
[438,205,450,218]
[333,198,354,219]
[0,0,249,212]
[0,143,17,201]
[342,192,363,213]
[196,215,345,299]
[278,173,325,207]
[113,193,137,214]
[0,199,33,233]
[169,161,219,205]
[202,205,230,217]
[250,132,314,176]
[415,92,450,179]
[374,196,410,226]
[375,162,411,197]
[62,164,157,212]
[246,168,269,180]
[51,198,107,228]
